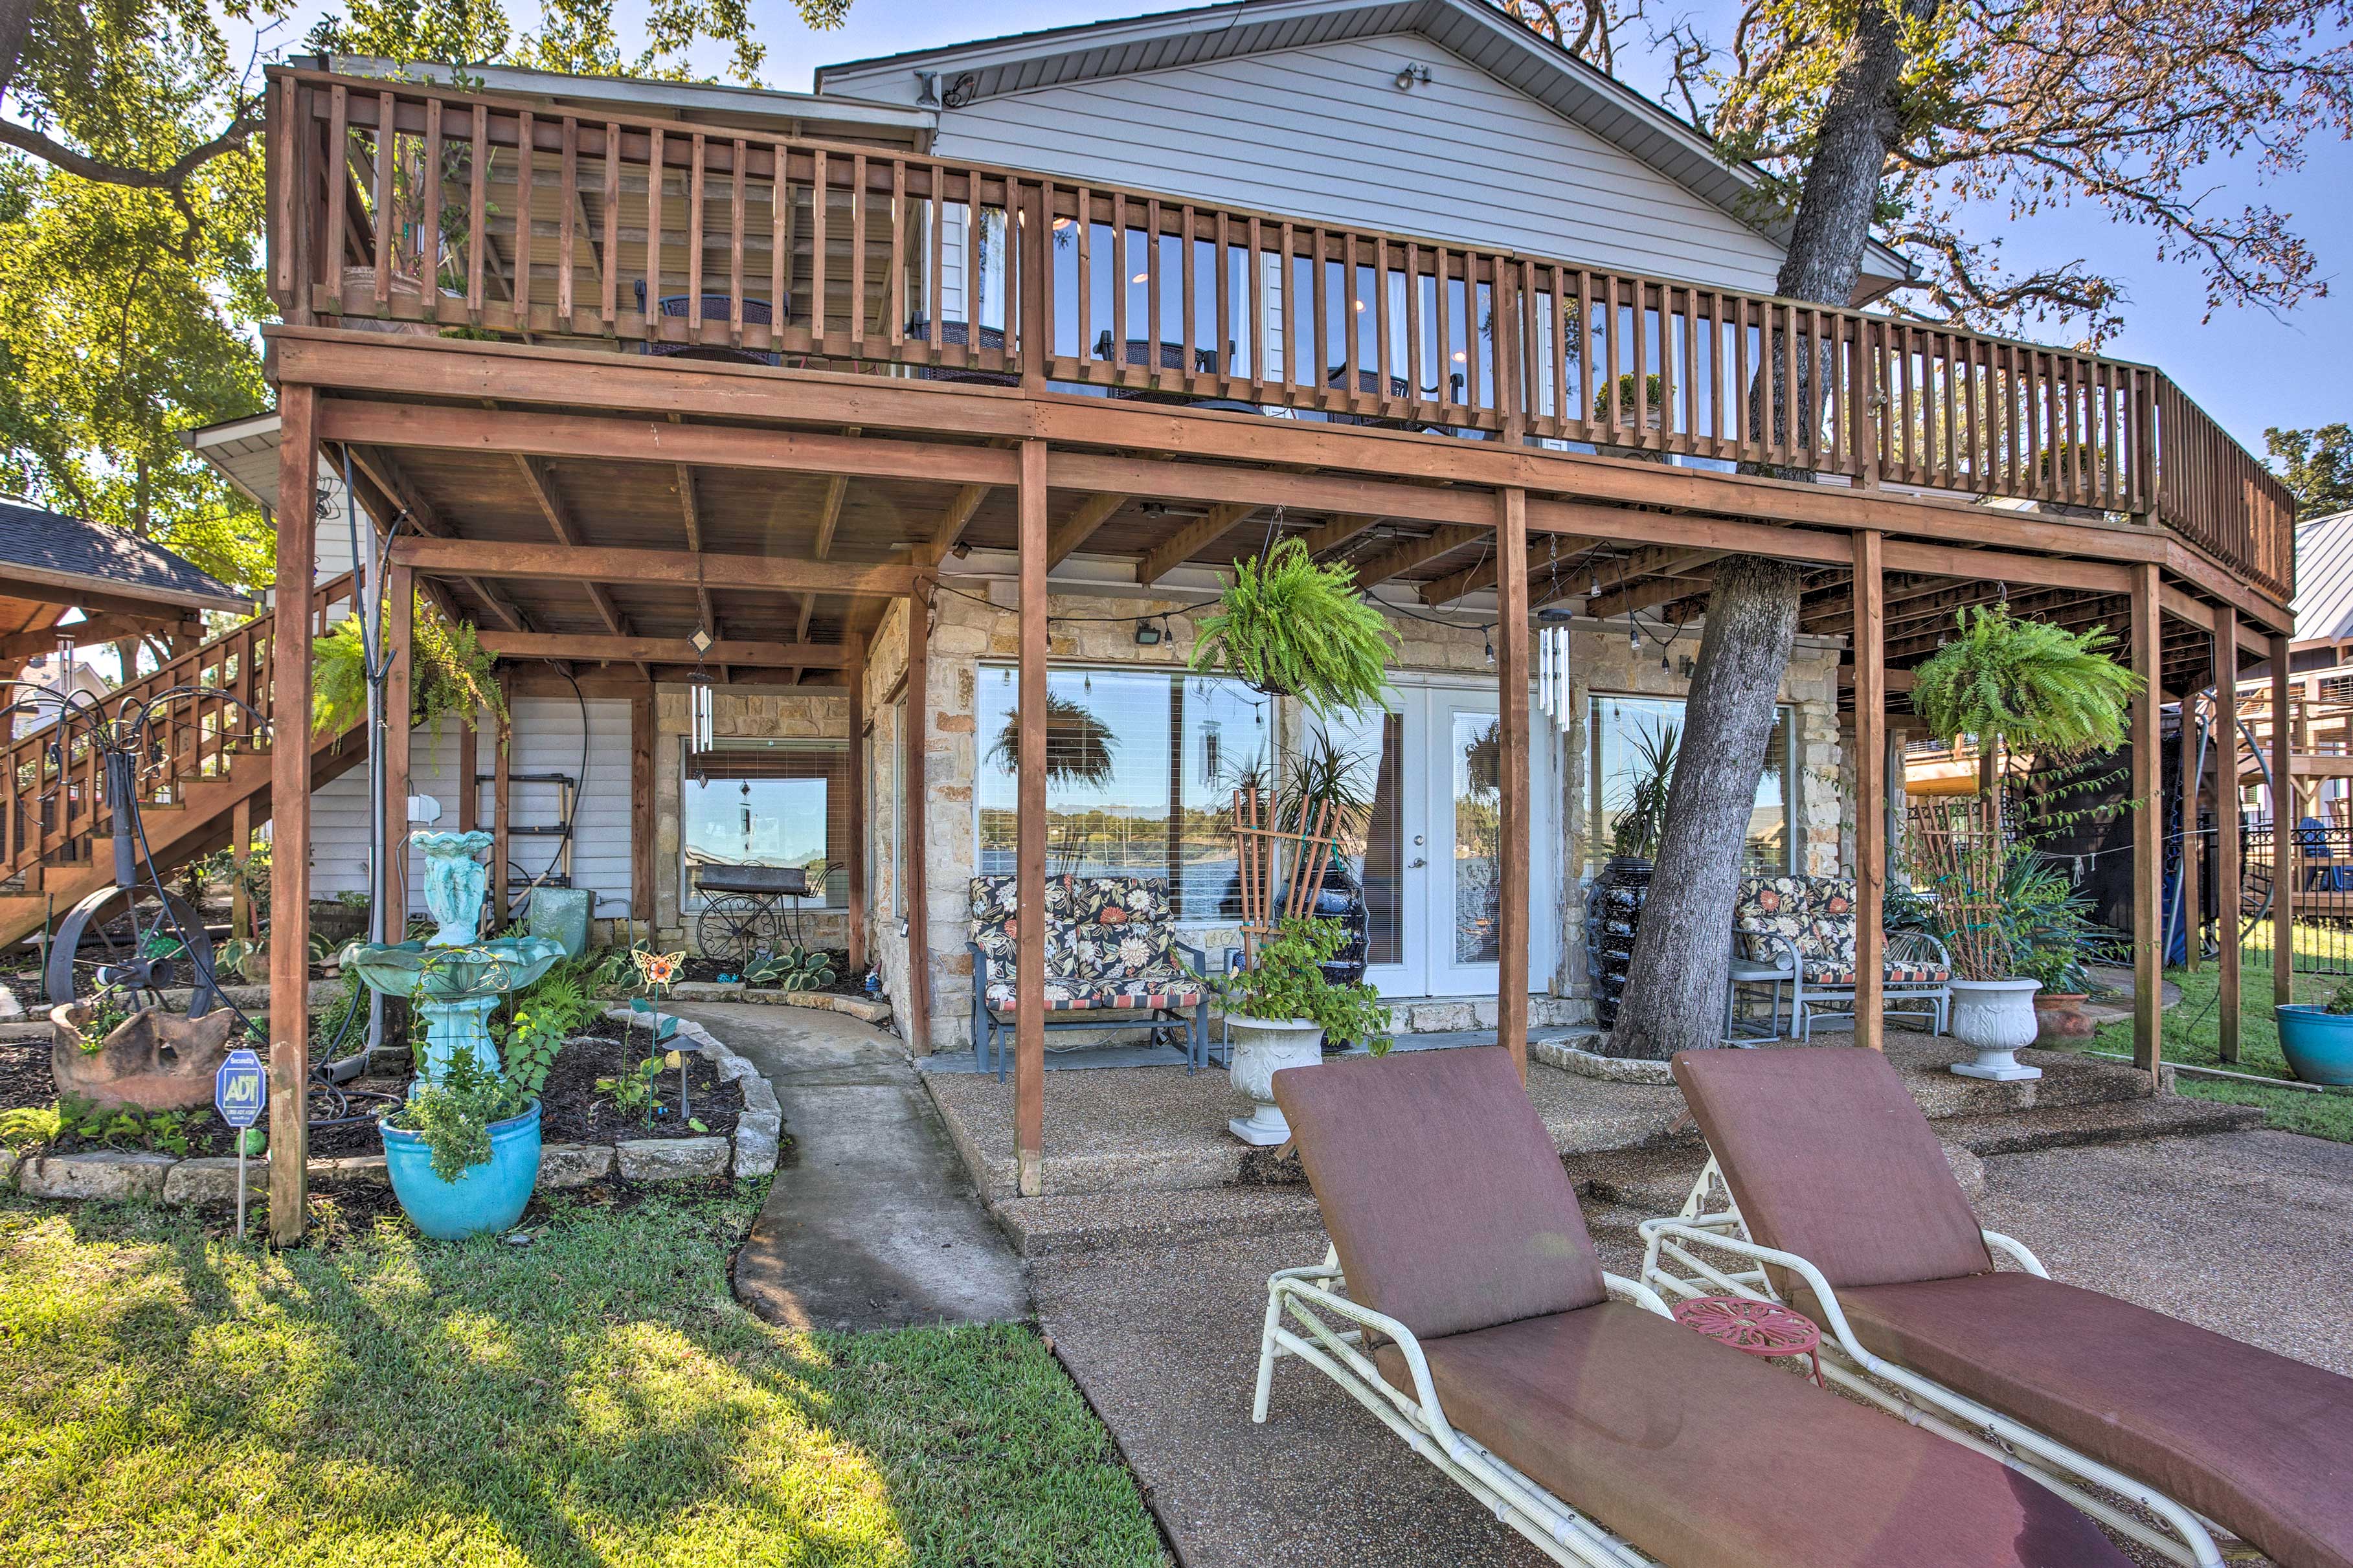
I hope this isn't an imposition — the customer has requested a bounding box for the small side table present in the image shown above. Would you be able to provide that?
[1671,1296,1825,1387]
[1724,958,1789,1041]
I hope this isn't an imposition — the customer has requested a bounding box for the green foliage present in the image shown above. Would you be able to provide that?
[1276,730,1376,840]
[1607,718,1681,862]
[2325,980,2353,1016]
[1201,918,1391,1053]
[384,1047,518,1182]
[601,1002,682,1123]
[0,1106,62,1147]
[1994,851,2106,993]
[1910,605,2143,761]
[745,945,835,992]
[988,692,1117,785]
[496,970,594,1102]
[313,594,507,739]
[74,996,131,1054]
[2266,424,2353,517]
[1191,539,1398,717]
[311,970,365,1050]
[3,1094,193,1155]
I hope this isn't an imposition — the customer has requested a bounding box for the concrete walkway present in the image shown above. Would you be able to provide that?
[671,1002,1030,1332]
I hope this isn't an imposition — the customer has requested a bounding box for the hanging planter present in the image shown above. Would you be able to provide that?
[1191,539,1398,715]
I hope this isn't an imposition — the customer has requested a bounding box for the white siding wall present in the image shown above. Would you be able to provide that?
[925,33,1787,293]
[307,699,635,923]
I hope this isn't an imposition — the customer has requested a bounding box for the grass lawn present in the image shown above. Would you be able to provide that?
[2081,953,2353,1143]
[0,1183,1168,1567]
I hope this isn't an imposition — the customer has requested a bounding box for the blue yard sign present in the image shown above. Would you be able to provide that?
[215,1048,267,1128]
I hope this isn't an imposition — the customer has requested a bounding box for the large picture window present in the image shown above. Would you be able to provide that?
[681,739,850,909]
[976,664,1271,921]
[1589,695,1795,875]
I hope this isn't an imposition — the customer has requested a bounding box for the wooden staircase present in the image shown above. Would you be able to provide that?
[1,574,364,951]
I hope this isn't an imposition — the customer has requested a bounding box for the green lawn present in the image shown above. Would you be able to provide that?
[0,1185,1167,1567]
[2079,954,2353,1143]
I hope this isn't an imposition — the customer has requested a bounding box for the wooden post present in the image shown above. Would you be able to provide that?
[2214,606,2240,1062]
[1884,721,1908,884]
[630,689,655,928]
[904,589,932,1055]
[456,710,478,833]
[1495,487,1529,1079]
[2273,633,2296,1007]
[229,795,254,943]
[2130,563,2163,1084]
[1015,440,1048,1197]
[268,383,319,1245]
[1852,529,1886,1051]
[379,562,413,925]
[491,671,512,927]
[2178,689,2202,973]
[846,636,868,974]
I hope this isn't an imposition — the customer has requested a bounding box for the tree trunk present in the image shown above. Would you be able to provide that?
[1604,0,1926,1057]
[1608,557,1805,1057]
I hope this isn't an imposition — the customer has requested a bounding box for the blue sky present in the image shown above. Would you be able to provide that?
[269,0,2353,453]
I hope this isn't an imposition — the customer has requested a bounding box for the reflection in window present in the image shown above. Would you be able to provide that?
[976,665,1270,921]
[1454,713,1502,963]
[1588,695,1794,875]
[681,740,848,908]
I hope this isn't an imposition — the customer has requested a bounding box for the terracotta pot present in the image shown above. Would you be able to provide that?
[2033,992,2096,1046]
[50,1003,238,1113]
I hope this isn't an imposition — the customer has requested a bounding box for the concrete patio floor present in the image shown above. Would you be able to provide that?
[1033,1128,2353,1568]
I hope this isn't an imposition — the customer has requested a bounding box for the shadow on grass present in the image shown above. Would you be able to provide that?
[0,1188,1165,1567]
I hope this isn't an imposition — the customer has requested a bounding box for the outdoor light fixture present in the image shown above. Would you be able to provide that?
[1135,619,1164,646]
[1394,62,1432,89]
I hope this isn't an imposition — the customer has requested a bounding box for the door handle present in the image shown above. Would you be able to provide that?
[1408,857,1427,869]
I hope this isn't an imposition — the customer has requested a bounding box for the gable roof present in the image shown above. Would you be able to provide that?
[815,0,1917,298]
[0,497,248,618]
[2293,508,2353,645]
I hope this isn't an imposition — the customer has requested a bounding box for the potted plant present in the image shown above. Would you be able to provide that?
[1203,917,1391,1145]
[1999,853,2108,1044]
[1278,734,1379,995]
[1910,603,2142,820]
[1191,538,1399,715]
[2275,980,2353,1085]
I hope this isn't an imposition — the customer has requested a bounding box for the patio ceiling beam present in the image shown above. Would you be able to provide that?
[675,464,719,640]
[476,631,848,667]
[313,399,1020,488]
[1298,513,1379,557]
[812,471,850,559]
[513,454,635,650]
[1582,548,1727,619]
[922,484,992,568]
[1045,492,1127,568]
[0,614,198,662]
[1138,502,1255,588]
[795,594,816,642]
[1349,525,1486,592]
[1419,550,1503,607]
[342,443,530,632]
[389,536,918,598]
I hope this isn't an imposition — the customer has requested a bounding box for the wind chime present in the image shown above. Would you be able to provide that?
[688,550,716,756]
[1536,540,1575,737]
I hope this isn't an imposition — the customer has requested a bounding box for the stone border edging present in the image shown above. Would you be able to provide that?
[1531,1036,1678,1085]
[602,1009,782,1180]
[666,981,892,1025]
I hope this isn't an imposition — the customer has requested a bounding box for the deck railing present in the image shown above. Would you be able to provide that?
[265,66,2295,601]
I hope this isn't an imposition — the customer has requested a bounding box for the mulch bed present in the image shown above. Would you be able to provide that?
[0,1014,741,1163]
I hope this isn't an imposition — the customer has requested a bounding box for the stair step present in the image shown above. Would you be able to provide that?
[990,1184,1326,1257]
[1940,1093,2266,1156]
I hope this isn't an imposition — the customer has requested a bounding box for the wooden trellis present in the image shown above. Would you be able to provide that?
[1906,794,2007,980]
[1232,786,1342,964]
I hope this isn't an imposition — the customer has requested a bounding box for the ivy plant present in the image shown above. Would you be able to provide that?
[1191,539,1398,716]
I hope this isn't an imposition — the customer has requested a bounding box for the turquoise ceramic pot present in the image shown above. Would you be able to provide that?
[381,1101,543,1240]
[2274,1005,2353,1086]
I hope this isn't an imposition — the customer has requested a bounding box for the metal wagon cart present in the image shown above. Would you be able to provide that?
[690,863,825,965]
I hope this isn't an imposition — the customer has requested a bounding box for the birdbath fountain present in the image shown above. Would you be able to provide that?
[343,831,567,1090]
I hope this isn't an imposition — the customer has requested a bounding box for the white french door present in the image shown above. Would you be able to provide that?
[1318,677,1554,1002]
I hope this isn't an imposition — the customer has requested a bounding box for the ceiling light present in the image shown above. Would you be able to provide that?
[1135,620,1164,646]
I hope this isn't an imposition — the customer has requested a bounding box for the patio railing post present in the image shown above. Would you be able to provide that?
[2130,563,2165,1084]
[1015,439,1050,1197]
[1852,528,1886,1051]
[2273,633,2295,1006]
[380,561,413,926]
[1495,487,1529,1080]
[269,381,321,1245]
[905,581,932,1056]
[847,635,868,976]
[2213,605,2241,1062]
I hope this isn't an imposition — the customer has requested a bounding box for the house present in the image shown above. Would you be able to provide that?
[36,0,2293,1236]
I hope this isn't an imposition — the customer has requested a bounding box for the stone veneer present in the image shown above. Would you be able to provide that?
[850,576,1852,1055]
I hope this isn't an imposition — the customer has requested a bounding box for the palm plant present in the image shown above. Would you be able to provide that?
[1608,719,1681,862]
[987,692,1118,786]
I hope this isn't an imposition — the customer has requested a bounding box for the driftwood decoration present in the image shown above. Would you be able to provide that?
[1232,787,1342,963]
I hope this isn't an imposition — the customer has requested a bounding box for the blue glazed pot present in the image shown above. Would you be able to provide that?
[381,1101,543,1240]
[2274,1006,2353,1086]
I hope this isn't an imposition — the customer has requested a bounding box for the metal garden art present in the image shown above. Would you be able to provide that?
[602,947,702,1133]
[345,830,567,1238]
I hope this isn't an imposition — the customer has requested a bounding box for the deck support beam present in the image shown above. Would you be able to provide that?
[1496,488,1529,1081]
[904,585,932,1055]
[847,637,867,976]
[630,690,655,926]
[1015,440,1048,1198]
[2179,690,2203,974]
[492,672,513,927]
[269,383,319,1246]
[1852,530,1886,1052]
[2130,563,2164,1084]
[380,561,414,924]
[2273,632,2295,1007]
[2214,605,2241,1062]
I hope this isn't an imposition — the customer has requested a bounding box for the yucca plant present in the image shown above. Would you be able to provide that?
[1911,604,2143,767]
[1191,539,1398,717]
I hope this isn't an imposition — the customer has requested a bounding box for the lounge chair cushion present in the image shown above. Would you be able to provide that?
[1371,1302,2128,1568]
[1673,1045,1994,1290]
[1272,1047,1607,1341]
[1829,1271,2353,1568]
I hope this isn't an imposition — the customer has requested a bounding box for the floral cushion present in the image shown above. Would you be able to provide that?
[968,875,1184,991]
[1801,961,1955,987]
[983,978,1204,1013]
[1735,875,1858,972]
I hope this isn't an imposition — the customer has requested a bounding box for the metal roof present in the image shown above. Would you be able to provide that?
[2293,507,2353,644]
[0,497,248,616]
[814,0,1918,295]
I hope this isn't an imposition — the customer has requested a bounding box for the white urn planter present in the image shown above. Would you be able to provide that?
[1948,978,2044,1082]
[1224,1014,1327,1145]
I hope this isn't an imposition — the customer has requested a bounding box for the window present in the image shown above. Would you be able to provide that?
[976,664,1271,921]
[680,739,850,909]
[1589,695,1795,874]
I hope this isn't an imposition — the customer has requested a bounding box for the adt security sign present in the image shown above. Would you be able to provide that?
[215,1048,266,1128]
[215,1047,266,1238]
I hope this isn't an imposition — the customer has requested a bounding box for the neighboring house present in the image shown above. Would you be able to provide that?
[9,650,111,740]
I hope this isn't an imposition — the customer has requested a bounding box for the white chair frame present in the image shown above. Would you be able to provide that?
[1252,1248,1676,1567]
[1637,1159,2242,1568]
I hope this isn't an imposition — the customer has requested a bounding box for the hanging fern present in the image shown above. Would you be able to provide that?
[1191,539,1398,717]
[1910,604,2142,760]
[314,592,508,741]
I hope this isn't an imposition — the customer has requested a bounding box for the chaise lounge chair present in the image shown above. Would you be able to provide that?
[1254,1046,2131,1568]
[1644,1045,2353,1568]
